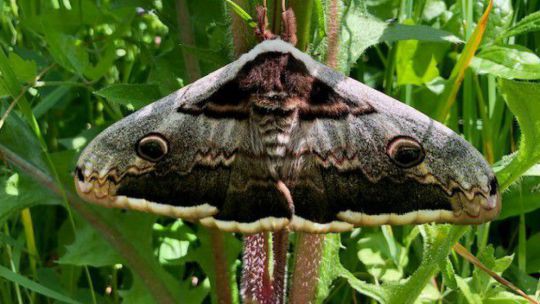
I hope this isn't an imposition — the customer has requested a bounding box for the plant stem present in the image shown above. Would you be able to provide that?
[241,233,272,304]
[176,0,201,83]
[210,229,233,304]
[289,2,341,301]
[325,0,341,67]
[175,2,233,302]
[289,233,325,303]
[272,230,289,304]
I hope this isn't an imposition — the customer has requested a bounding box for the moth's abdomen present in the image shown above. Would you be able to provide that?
[250,100,299,159]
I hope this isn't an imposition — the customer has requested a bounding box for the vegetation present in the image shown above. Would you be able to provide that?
[0,0,539,303]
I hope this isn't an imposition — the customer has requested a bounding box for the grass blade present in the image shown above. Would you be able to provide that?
[0,265,82,304]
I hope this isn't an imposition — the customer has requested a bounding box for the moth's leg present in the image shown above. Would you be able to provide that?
[199,156,293,233]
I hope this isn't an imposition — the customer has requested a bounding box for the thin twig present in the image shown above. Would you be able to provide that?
[453,243,538,304]
[0,64,55,130]
[0,144,177,304]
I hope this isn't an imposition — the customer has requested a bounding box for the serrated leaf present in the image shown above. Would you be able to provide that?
[316,234,385,303]
[499,11,540,40]
[94,84,162,109]
[471,45,540,80]
[58,222,122,267]
[497,79,540,189]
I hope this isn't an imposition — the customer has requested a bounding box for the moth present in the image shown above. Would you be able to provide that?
[74,39,501,234]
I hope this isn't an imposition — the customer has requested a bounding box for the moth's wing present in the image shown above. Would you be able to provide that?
[77,57,294,233]
[288,73,498,232]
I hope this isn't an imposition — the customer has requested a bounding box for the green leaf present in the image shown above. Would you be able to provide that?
[0,107,48,172]
[434,0,493,121]
[357,232,403,281]
[455,275,483,304]
[336,0,461,73]
[0,265,82,304]
[499,11,540,40]
[526,233,540,274]
[42,31,89,76]
[94,84,162,109]
[0,173,59,222]
[384,225,469,304]
[315,234,385,303]
[58,221,122,267]
[396,40,441,85]
[7,52,37,83]
[33,83,73,118]
[224,0,256,28]
[439,258,458,290]
[497,79,540,189]
[471,45,540,80]
[474,0,513,44]
[497,176,540,220]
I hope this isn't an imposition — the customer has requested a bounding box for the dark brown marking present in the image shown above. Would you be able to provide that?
[177,52,375,120]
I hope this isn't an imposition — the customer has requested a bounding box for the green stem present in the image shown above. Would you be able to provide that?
[0,145,178,304]
[386,226,468,304]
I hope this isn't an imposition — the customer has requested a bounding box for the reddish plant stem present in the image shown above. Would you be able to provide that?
[272,230,289,304]
[241,233,272,304]
[176,1,232,302]
[210,229,233,304]
[289,233,325,304]
[290,2,341,301]
[325,0,341,68]
[176,0,201,82]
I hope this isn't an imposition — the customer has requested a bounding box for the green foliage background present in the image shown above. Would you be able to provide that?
[0,0,539,303]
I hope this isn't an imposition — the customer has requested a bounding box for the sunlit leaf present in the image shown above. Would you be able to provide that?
[497,79,540,189]
[471,45,540,80]
[336,0,460,73]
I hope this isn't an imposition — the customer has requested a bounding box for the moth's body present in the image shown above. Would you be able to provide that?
[75,40,500,233]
